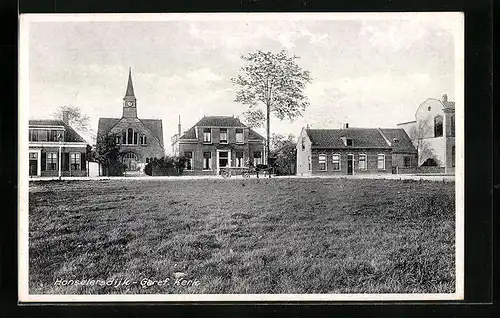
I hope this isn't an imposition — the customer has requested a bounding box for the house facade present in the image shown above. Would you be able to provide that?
[28,113,89,177]
[172,116,266,175]
[397,94,455,174]
[296,126,417,176]
[97,68,164,171]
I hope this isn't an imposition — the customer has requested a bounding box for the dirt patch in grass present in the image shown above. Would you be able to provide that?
[28,178,455,294]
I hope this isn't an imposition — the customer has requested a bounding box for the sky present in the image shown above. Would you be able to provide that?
[25,13,461,154]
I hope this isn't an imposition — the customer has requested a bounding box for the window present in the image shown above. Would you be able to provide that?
[133,132,138,144]
[332,154,340,171]
[359,154,367,170]
[29,152,38,160]
[70,152,81,170]
[46,152,57,170]
[122,131,127,144]
[116,136,121,144]
[29,130,38,141]
[346,138,353,146]
[434,115,443,137]
[302,137,306,151]
[451,146,455,167]
[127,128,133,144]
[404,156,411,167]
[220,128,228,143]
[184,151,193,170]
[48,130,61,142]
[140,135,147,145]
[203,128,212,143]
[253,151,262,165]
[308,156,311,170]
[146,158,150,164]
[236,128,244,143]
[377,154,385,170]
[236,151,244,167]
[451,115,455,137]
[318,154,327,171]
[203,152,212,170]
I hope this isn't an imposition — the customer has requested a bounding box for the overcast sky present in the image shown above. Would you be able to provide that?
[25,13,461,153]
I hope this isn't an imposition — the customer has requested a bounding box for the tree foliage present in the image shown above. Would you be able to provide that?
[95,133,125,176]
[53,105,96,142]
[232,50,312,124]
[270,133,297,175]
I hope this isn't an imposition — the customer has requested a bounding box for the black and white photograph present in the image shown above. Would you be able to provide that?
[18,12,464,302]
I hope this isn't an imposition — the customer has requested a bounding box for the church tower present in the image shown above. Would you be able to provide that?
[123,67,137,118]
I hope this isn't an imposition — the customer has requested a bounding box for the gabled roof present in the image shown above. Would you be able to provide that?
[248,129,265,141]
[378,128,417,153]
[306,128,391,149]
[97,117,164,147]
[194,116,246,127]
[29,119,88,143]
[178,116,265,141]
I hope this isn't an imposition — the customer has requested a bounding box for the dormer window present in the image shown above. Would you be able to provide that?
[346,138,353,146]
[203,128,212,143]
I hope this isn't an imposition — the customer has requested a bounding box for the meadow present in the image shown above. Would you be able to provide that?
[28,177,455,294]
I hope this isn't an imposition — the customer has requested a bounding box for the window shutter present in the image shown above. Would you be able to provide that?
[41,152,46,171]
[63,153,70,171]
[81,152,86,170]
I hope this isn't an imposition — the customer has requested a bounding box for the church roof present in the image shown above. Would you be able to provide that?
[124,67,135,98]
[97,117,164,147]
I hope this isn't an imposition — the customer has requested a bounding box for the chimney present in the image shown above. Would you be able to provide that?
[442,94,448,102]
[178,115,181,137]
[62,110,70,124]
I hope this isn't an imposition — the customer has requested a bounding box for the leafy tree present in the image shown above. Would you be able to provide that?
[270,133,297,175]
[95,133,125,176]
[144,156,187,176]
[53,105,96,143]
[231,50,312,164]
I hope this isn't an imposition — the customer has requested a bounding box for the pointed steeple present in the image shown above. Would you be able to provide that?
[124,67,135,98]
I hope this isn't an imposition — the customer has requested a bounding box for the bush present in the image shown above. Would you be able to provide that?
[144,156,187,176]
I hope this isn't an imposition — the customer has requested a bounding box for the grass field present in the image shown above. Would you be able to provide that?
[28,178,455,294]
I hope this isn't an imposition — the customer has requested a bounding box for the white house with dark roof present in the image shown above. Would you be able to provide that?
[97,68,164,172]
[28,112,89,178]
[172,115,266,175]
[397,94,455,174]
[296,125,417,176]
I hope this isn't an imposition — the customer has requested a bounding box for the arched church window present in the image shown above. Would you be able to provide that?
[133,132,138,144]
[122,131,127,144]
[127,128,133,144]
[434,115,443,137]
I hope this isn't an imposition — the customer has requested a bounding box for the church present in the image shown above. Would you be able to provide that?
[97,68,165,171]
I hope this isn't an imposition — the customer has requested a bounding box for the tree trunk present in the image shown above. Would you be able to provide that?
[266,102,270,166]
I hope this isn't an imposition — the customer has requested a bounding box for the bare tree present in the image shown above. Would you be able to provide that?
[408,120,434,166]
[231,50,312,165]
[53,105,96,143]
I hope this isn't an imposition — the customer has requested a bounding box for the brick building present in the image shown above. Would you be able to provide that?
[97,68,164,171]
[172,116,266,175]
[28,113,89,178]
[296,125,417,176]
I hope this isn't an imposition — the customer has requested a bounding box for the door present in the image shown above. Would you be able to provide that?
[29,152,38,176]
[347,154,354,175]
[122,152,138,170]
[217,150,230,174]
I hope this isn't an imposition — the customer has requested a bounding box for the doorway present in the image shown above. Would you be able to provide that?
[29,151,39,176]
[217,150,231,174]
[347,154,354,175]
[122,152,138,170]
